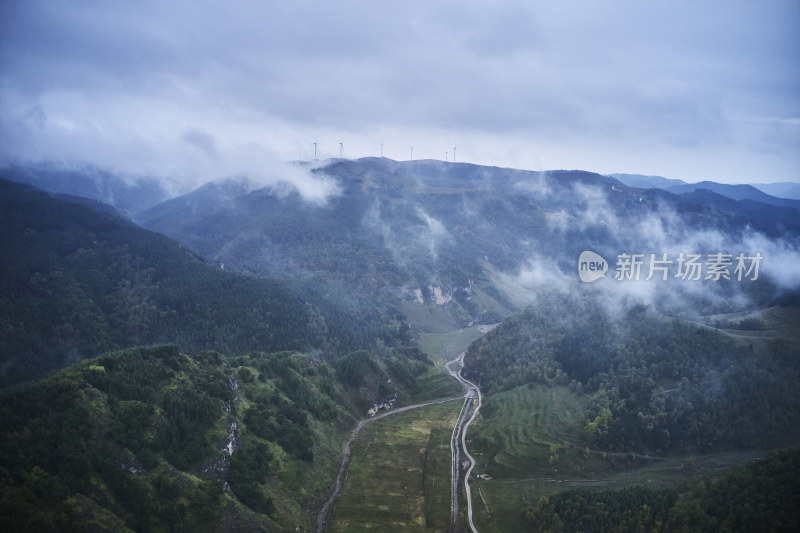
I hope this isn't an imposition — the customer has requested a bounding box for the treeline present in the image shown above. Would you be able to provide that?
[523,448,800,532]
[463,295,800,453]
[0,178,413,386]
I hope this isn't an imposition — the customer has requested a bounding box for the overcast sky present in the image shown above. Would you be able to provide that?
[1,0,798,186]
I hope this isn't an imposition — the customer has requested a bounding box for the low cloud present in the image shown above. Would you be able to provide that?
[0,98,341,204]
[571,182,621,230]
[515,255,572,296]
[509,179,800,320]
[182,128,217,156]
[414,207,451,261]
[742,232,800,291]
[260,161,341,205]
[544,209,570,233]
[513,171,554,200]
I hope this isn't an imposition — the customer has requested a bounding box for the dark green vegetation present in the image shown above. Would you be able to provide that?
[0,175,438,529]
[522,447,800,532]
[461,294,800,531]
[0,178,418,386]
[0,345,270,531]
[2,158,799,531]
[138,160,525,312]
[138,158,797,319]
[0,344,438,531]
[464,296,800,454]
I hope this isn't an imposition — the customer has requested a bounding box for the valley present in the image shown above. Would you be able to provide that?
[4,1,800,530]
[2,158,799,531]
[321,304,800,532]
[321,333,484,533]
[317,386,463,531]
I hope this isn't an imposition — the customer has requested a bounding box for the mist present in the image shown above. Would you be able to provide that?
[509,175,800,320]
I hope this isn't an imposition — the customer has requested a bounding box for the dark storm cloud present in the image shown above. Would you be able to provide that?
[1,0,798,184]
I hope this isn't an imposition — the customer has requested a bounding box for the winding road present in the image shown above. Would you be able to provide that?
[446,352,482,533]
[316,395,462,532]
[318,351,483,533]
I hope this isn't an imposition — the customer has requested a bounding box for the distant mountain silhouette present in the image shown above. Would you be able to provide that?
[1,161,172,216]
[610,173,688,189]
[753,182,800,201]
[666,181,800,210]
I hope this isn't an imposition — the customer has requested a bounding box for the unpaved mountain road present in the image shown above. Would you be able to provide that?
[318,351,484,533]
[316,394,462,532]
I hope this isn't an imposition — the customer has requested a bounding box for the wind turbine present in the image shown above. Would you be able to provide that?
[410,146,413,161]
[380,139,384,158]
[453,146,457,163]
[313,141,318,160]
[339,139,343,159]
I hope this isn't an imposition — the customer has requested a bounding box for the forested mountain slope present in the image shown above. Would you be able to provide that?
[3,158,799,532]
[463,294,800,455]
[139,158,799,325]
[1,162,171,216]
[457,292,800,531]
[0,178,419,386]
[522,447,800,532]
[138,159,629,289]
[0,344,428,531]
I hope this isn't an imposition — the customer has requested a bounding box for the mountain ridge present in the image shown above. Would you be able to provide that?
[2,159,799,531]
[138,158,798,320]
[612,172,800,207]
[0,178,421,386]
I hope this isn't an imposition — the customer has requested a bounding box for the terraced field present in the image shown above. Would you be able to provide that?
[471,385,589,477]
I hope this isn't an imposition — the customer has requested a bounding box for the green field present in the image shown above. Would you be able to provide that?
[326,401,462,532]
[416,327,485,366]
[326,304,800,532]
[324,322,481,532]
[465,384,768,532]
[406,368,463,403]
[470,384,590,478]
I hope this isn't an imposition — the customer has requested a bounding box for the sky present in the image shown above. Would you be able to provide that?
[1,0,799,187]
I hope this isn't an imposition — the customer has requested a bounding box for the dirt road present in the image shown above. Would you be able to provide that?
[316,395,461,532]
[318,350,484,533]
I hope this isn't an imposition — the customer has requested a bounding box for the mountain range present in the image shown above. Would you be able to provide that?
[1,158,799,531]
[611,172,800,206]
[0,178,423,387]
[5,158,798,379]
[136,158,798,315]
